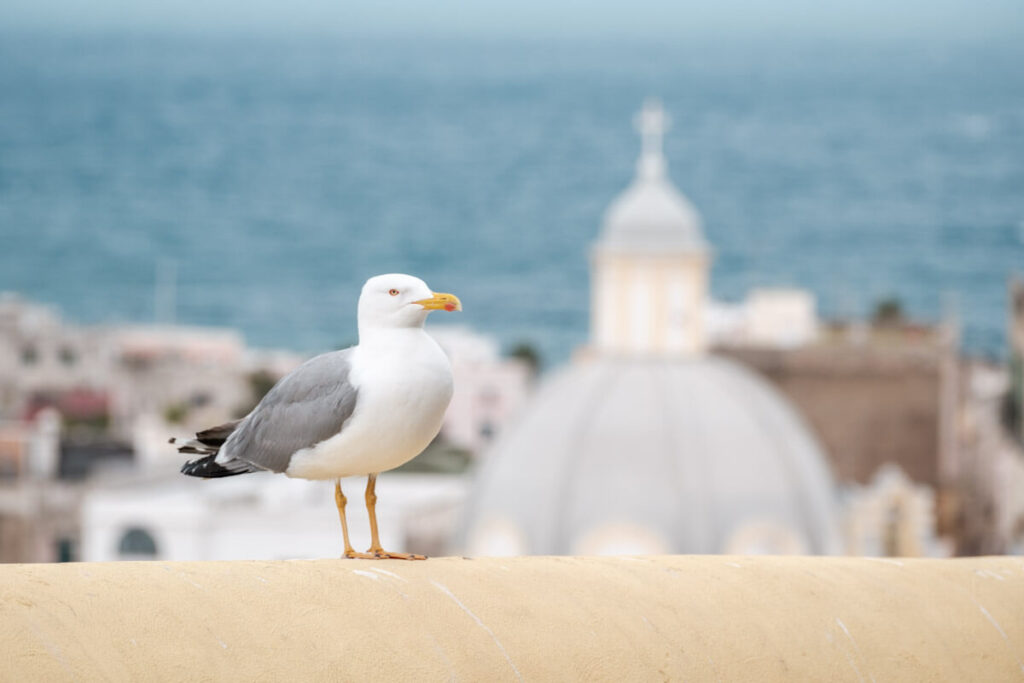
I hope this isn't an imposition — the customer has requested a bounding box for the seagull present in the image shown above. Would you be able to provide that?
[175,273,461,560]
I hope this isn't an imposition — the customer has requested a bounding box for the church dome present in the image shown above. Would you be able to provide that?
[601,178,706,252]
[597,99,707,253]
[463,356,842,556]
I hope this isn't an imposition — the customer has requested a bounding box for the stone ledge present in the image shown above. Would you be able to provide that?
[1,555,1022,681]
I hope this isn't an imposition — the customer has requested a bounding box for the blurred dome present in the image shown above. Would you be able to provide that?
[463,356,842,556]
[600,177,706,253]
[597,98,707,253]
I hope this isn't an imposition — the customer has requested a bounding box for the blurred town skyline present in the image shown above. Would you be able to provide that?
[1,2,1023,564]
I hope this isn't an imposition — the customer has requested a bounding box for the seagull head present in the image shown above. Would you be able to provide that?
[358,273,462,330]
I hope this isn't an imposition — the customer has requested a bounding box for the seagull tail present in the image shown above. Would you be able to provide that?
[173,419,257,478]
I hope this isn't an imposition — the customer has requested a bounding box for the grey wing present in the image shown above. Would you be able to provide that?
[220,349,359,473]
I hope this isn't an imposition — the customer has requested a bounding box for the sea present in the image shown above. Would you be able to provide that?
[1,31,1022,366]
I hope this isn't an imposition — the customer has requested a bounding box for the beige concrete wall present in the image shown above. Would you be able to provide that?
[1,555,1022,681]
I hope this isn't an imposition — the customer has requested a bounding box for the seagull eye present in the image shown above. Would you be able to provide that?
[388,289,400,296]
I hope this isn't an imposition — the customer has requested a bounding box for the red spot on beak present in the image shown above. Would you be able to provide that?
[444,302,457,312]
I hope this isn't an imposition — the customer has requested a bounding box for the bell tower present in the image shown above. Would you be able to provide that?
[591,99,711,357]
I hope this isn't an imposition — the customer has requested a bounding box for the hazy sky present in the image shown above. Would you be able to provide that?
[4,0,1023,42]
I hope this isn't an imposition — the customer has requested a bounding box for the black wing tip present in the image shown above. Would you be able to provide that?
[195,419,243,447]
[180,454,253,479]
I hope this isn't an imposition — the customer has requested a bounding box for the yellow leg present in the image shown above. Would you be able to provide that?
[365,473,426,561]
[336,479,372,559]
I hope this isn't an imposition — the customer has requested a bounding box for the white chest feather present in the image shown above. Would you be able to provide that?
[285,331,453,480]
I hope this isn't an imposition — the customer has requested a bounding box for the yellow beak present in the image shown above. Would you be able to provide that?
[414,292,462,312]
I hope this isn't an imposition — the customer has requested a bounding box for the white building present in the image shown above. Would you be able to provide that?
[81,469,468,562]
[0,293,290,440]
[108,324,251,435]
[843,464,950,557]
[0,294,111,416]
[431,326,533,455]
[708,288,820,349]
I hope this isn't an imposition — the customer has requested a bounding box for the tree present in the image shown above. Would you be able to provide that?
[233,370,279,418]
[508,341,541,375]
[873,297,905,326]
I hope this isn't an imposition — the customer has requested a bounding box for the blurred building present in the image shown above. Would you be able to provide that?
[0,293,278,440]
[109,325,251,434]
[0,295,302,561]
[81,472,467,562]
[0,408,81,562]
[954,358,1024,555]
[718,322,959,492]
[708,288,820,349]
[464,100,844,556]
[1009,276,1024,444]
[0,294,111,421]
[843,463,950,557]
[717,285,1024,555]
[430,326,532,455]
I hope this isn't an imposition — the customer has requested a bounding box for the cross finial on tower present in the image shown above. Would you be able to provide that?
[633,98,670,179]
